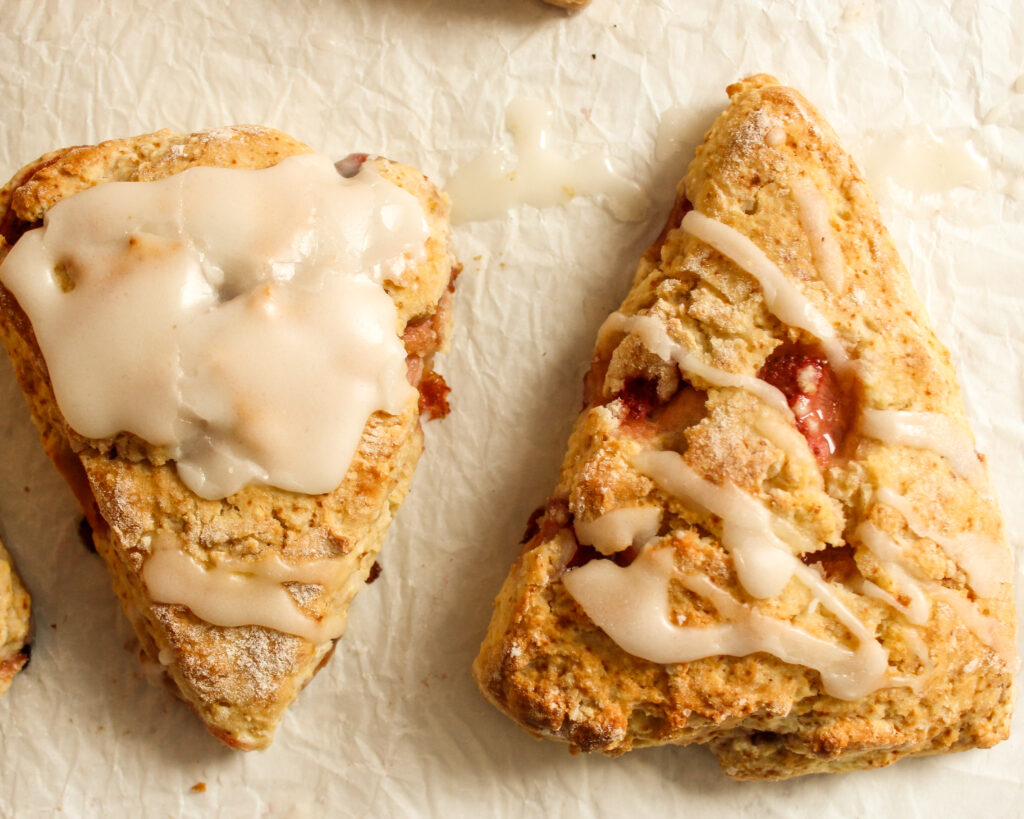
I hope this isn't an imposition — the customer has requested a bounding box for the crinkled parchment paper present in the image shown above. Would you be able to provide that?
[1,0,1022,816]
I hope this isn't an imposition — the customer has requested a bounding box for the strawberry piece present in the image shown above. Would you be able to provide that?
[759,345,849,465]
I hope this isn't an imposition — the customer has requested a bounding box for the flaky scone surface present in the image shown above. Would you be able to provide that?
[0,126,456,749]
[0,537,31,695]
[474,76,1016,779]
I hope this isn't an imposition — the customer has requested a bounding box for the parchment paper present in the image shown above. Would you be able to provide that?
[1,0,1022,816]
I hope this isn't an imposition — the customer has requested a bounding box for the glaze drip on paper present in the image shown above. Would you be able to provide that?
[446,99,650,224]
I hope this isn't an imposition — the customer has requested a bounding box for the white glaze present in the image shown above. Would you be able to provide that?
[633,449,811,597]
[791,559,892,693]
[857,127,989,197]
[562,435,1018,696]
[875,487,1008,599]
[903,629,934,676]
[790,178,845,293]
[574,506,662,555]
[564,543,893,700]
[445,98,650,224]
[752,409,820,477]
[857,523,931,625]
[600,311,792,417]
[860,409,987,491]
[142,532,355,643]
[1,154,426,499]
[856,521,1015,667]
[931,586,1017,668]
[859,580,911,621]
[680,211,849,372]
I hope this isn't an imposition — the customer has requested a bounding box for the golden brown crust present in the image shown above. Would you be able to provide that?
[0,126,455,748]
[540,0,591,8]
[474,75,1016,779]
[0,537,31,696]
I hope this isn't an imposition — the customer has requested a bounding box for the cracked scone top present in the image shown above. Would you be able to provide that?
[474,75,1016,779]
[0,126,457,749]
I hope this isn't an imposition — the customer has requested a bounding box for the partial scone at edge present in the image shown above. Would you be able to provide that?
[0,126,457,749]
[474,75,1016,779]
[0,537,31,695]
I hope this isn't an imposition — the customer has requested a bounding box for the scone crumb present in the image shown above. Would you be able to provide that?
[190,782,206,794]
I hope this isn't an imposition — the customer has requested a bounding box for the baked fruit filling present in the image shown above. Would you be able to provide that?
[758,343,850,466]
[403,264,460,420]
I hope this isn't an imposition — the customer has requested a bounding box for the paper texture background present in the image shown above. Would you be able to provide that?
[1,0,1022,815]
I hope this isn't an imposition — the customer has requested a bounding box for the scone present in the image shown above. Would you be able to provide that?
[0,126,457,749]
[0,536,31,695]
[474,75,1016,779]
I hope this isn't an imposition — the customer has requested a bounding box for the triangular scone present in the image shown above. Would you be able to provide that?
[0,536,31,695]
[474,75,1016,779]
[0,127,457,748]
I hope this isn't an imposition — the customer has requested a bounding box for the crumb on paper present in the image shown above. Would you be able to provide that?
[191,782,207,794]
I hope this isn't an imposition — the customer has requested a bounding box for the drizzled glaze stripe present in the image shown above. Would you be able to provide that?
[680,210,850,373]
[634,449,812,597]
[790,178,845,293]
[564,431,1010,696]
[599,312,792,417]
[563,542,893,700]
[859,578,928,625]
[574,506,662,555]
[875,487,1008,599]
[856,523,931,625]
[752,410,821,479]
[632,450,898,679]
[142,532,354,643]
[860,409,988,491]
[856,521,1015,666]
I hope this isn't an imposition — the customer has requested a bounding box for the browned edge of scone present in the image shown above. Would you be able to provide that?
[540,0,591,9]
[0,127,458,749]
[471,191,697,756]
[473,75,1015,779]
